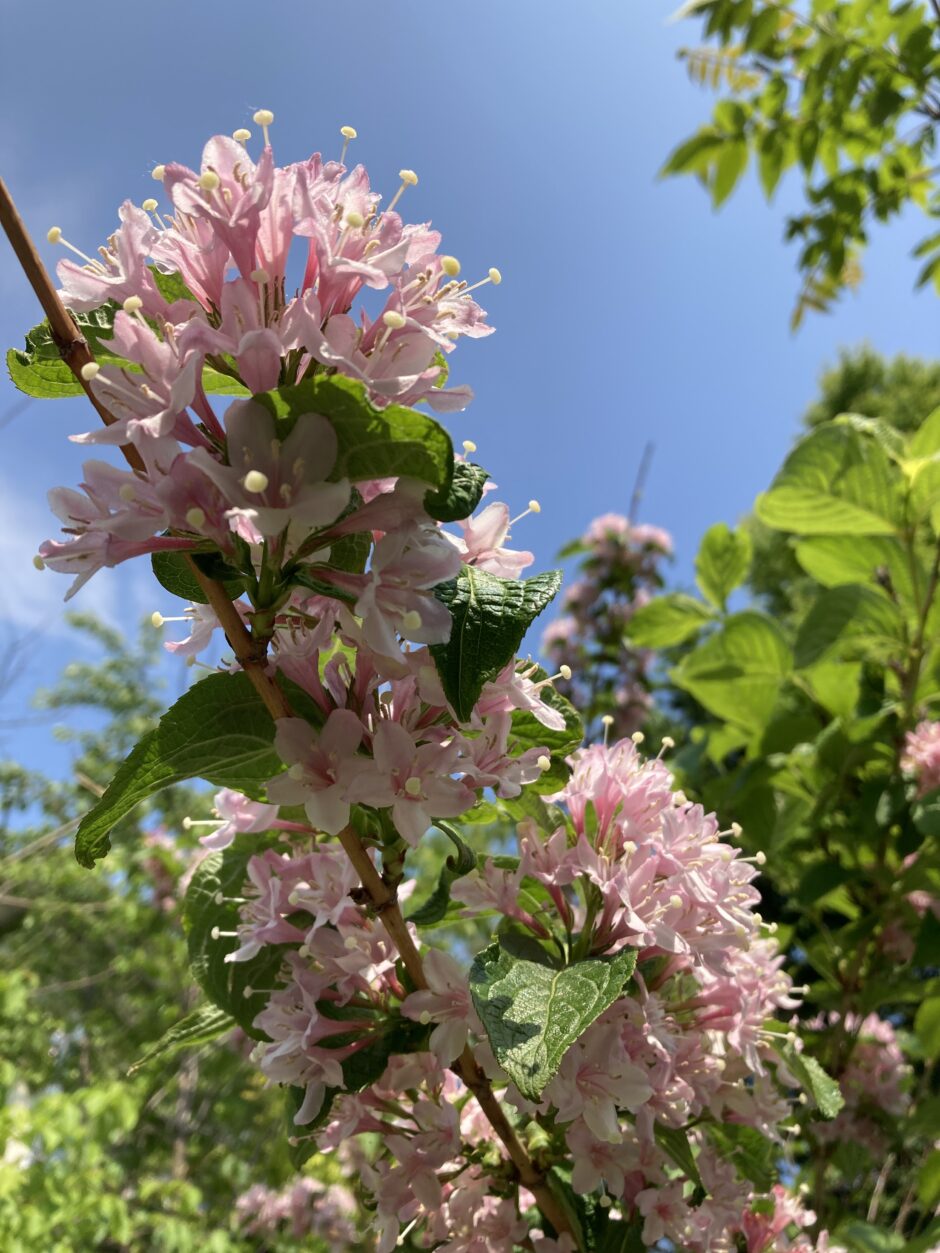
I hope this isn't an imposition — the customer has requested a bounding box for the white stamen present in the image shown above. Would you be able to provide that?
[183,817,224,829]
[151,612,165,628]
[80,362,100,381]
[460,266,503,297]
[631,731,645,744]
[537,755,551,771]
[122,295,144,315]
[462,440,477,454]
[403,776,423,797]
[731,822,743,839]
[441,255,460,277]
[339,124,358,164]
[602,714,615,746]
[386,168,418,216]
[233,128,251,143]
[141,198,158,213]
[252,108,274,147]
[185,507,206,530]
[243,470,269,494]
[382,310,406,330]
[661,736,675,750]
[47,227,102,269]
[210,926,240,940]
[559,664,572,681]
[509,499,541,528]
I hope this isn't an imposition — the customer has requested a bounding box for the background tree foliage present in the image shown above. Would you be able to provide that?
[669,0,940,323]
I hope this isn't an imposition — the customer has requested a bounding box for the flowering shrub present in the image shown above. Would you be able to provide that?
[543,514,672,739]
[4,115,846,1250]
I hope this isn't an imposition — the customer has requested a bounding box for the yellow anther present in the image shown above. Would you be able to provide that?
[198,171,220,192]
[185,507,206,529]
[345,210,364,228]
[122,295,143,313]
[243,470,269,494]
[253,108,274,126]
[488,267,502,285]
[528,499,541,513]
[341,125,358,139]
[118,484,136,503]
[250,267,270,284]
[537,755,551,771]
[142,198,158,212]
[233,128,251,142]
[401,609,422,632]
[47,226,63,244]
[462,439,477,454]
[399,169,418,186]
[151,165,166,181]
[631,730,645,744]
[403,776,423,797]
[80,362,100,381]
[382,310,407,330]
[441,255,461,277]
[151,612,165,628]
[559,664,572,681]
[32,555,45,570]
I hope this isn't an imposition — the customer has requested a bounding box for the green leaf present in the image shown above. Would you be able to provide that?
[793,535,912,601]
[627,593,715,647]
[704,1124,776,1191]
[468,943,637,1100]
[430,567,562,721]
[755,424,903,536]
[793,584,902,669]
[150,550,246,604]
[772,1039,844,1118]
[127,1003,232,1075]
[712,139,748,207]
[834,1222,905,1253]
[74,671,282,868]
[424,461,490,523]
[915,997,940,1059]
[183,836,293,1036]
[671,611,792,731]
[406,823,477,926]
[255,374,453,488]
[918,1150,940,1209]
[148,266,199,304]
[654,1123,702,1188]
[695,522,752,609]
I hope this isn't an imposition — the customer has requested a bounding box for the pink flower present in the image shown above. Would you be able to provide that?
[444,502,534,577]
[346,721,475,846]
[197,788,279,851]
[902,719,940,795]
[266,710,365,835]
[401,949,478,1064]
[353,528,461,659]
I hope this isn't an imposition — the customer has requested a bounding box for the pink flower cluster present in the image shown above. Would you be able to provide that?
[902,719,940,795]
[38,119,499,596]
[543,514,672,738]
[811,1012,910,1156]
[224,736,828,1250]
[235,1175,357,1245]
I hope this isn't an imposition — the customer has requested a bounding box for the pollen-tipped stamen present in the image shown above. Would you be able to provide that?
[339,124,358,164]
[385,168,418,217]
[252,108,274,148]
[47,226,107,273]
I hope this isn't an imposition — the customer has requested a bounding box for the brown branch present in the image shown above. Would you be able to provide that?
[0,173,575,1245]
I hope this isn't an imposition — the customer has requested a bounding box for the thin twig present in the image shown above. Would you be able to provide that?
[627,442,655,524]
[0,173,575,1245]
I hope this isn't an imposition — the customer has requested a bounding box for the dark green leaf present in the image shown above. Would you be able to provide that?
[793,584,901,669]
[430,567,562,721]
[915,997,940,1059]
[424,461,490,522]
[406,823,478,926]
[772,1039,845,1118]
[75,672,282,868]
[150,550,246,604]
[654,1123,702,1188]
[127,1003,232,1075]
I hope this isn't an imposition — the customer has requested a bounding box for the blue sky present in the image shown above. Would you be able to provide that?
[1,0,937,780]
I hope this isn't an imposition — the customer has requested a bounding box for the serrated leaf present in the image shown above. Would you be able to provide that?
[772,1039,844,1118]
[695,522,752,609]
[149,266,199,304]
[915,997,940,1058]
[254,374,453,488]
[704,1123,776,1191]
[430,567,562,721]
[74,671,283,868]
[128,1003,232,1075]
[468,943,637,1100]
[509,664,583,791]
[425,461,490,522]
[150,550,246,603]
